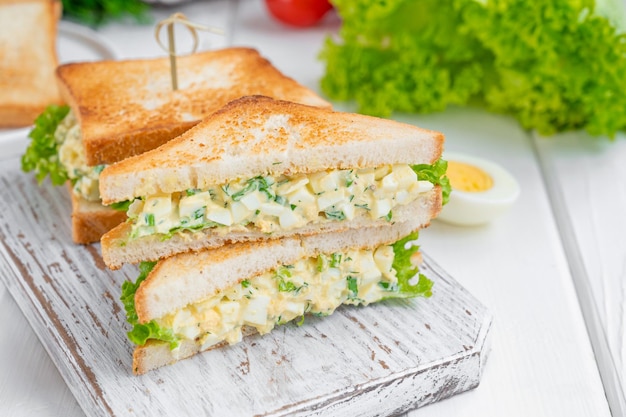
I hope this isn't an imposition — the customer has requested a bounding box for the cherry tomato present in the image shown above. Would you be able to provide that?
[265,0,333,28]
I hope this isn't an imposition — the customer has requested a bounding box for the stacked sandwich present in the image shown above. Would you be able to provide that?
[98,95,450,374]
[21,47,330,243]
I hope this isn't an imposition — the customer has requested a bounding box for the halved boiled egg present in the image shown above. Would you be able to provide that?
[438,153,520,226]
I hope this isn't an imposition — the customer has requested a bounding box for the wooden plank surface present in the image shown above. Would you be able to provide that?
[0,157,491,417]
[532,131,626,414]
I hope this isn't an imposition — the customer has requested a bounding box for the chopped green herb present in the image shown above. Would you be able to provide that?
[346,276,358,298]
[278,279,298,292]
[221,184,232,196]
[144,213,155,226]
[345,170,354,187]
[193,208,205,220]
[231,176,276,201]
[324,209,346,221]
[110,200,132,212]
[241,279,251,288]
[317,254,329,272]
[330,253,342,268]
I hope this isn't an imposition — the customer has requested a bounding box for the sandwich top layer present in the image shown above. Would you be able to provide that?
[99,95,445,204]
[56,48,331,166]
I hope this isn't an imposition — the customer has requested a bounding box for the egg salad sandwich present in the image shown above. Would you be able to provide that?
[100,95,450,269]
[20,47,330,244]
[123,218,433,374]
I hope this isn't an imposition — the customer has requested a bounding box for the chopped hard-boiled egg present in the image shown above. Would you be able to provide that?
[129,164,434,239]
[437,152,520,226]
[56,111,104,202]
[156,245,400,348]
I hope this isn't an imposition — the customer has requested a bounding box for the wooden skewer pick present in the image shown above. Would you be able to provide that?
[155,13,224,91]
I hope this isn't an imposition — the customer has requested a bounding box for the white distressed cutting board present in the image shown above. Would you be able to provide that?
[0,157,492,417]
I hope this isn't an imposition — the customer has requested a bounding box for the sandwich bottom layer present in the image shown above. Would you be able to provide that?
[133,327,259,375]
[127,219,433,374]
[70,187,127,244]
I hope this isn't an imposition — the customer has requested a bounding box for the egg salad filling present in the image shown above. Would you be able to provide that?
[127,162,446,240]
[55,110,105,202]
[121,232,433,350]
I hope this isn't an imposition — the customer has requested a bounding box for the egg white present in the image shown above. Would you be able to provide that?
[437,152,520,226]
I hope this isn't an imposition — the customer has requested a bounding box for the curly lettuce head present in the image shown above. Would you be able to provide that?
[322,0,626,138]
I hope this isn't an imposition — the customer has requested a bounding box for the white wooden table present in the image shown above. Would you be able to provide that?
[0,0,620,416]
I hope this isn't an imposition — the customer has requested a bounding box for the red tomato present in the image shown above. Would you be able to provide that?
[265,0,333,28]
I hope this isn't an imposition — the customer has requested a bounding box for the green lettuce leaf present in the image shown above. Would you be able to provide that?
[322,0,626,138]
[21,105,70,185]
[412,159,451,205]
[121,261,179,349]
[386,231,434,299]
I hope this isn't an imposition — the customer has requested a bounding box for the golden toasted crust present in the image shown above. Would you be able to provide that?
[102,188,441,270]
[69,189,127,244]
[0,0,62,127]
[99,96,445,204]
[55,48,331,165]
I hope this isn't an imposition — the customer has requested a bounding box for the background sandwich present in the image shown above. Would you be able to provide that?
[21,47,330,243]
[0,0,63,127]
[123,218,434,374]
[100,95,450,269]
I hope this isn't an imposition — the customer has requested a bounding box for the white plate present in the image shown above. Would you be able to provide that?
[0,21,117,160]
[57,20,117,63]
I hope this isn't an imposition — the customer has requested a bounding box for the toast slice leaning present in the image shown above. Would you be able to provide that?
[0,0,62,127]
[56,47,332,166]
[126,218,433,374]
[100,95,447,269]
[35,47,330,244]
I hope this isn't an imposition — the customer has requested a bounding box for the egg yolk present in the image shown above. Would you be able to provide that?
[447,161,493,192]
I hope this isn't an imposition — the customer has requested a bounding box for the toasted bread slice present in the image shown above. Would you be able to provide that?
[0,0,62,127]
[100,95,444,204]
[131,218,427,374]
[102,188,441,269]
[100,96,445,268]
[56,48,331,166]
[69,190,127,244]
